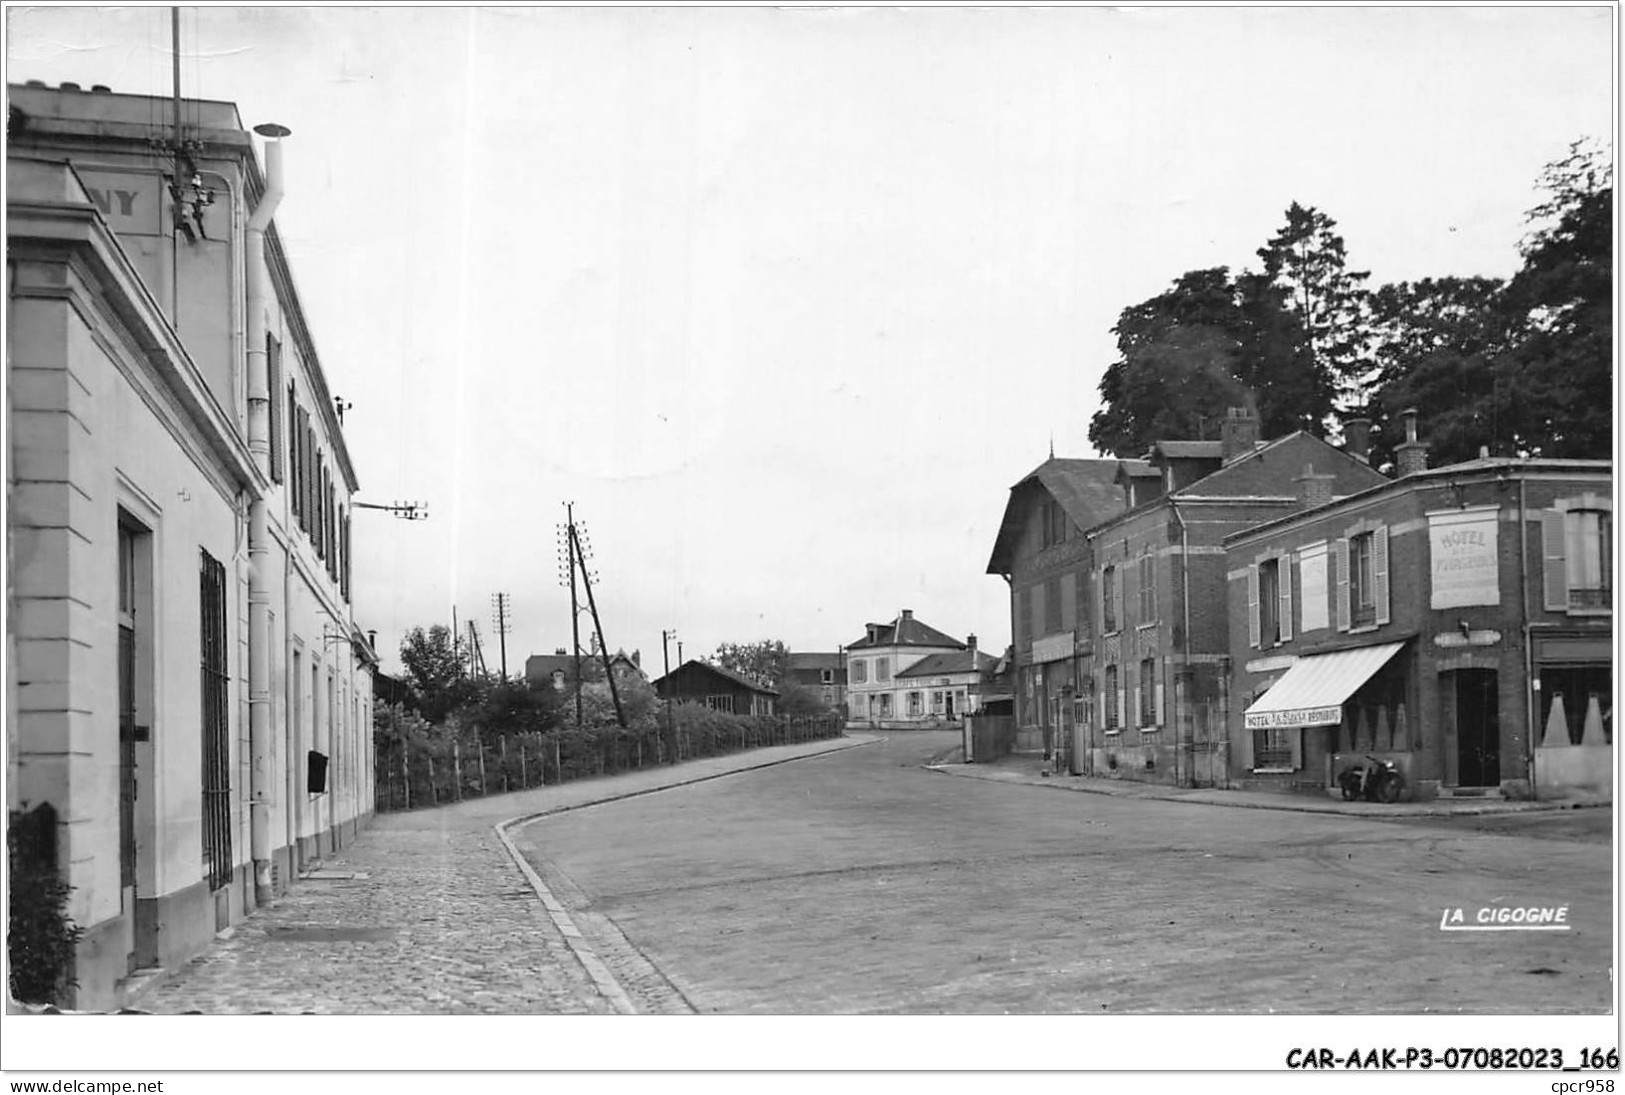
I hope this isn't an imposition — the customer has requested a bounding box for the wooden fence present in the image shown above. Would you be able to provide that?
[375,714,844,813]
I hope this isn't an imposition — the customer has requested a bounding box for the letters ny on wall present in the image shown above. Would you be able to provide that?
[1428,507,1500,609]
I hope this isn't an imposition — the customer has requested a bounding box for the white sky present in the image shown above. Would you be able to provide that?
[6,5,1616,675]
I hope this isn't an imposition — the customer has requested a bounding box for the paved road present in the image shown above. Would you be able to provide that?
[514,731,1614,1014]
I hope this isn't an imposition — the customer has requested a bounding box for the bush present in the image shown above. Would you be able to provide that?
[8,805,82,1005]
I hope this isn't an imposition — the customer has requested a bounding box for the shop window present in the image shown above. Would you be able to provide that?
[1252,727,1301,772]
[908,692,923,717]
[1539,666,1612,745]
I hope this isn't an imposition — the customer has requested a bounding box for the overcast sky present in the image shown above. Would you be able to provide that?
[7,5,1615,676]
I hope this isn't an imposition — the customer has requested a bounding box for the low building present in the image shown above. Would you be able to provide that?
[893,643,1000,722]
[653,660,778,717]
[1226,412,1612,801]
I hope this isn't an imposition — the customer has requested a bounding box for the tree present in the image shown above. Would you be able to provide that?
[398,625,480,724]
[1088,268,1331,457]
[1257,202,1374,415]
[713,640,792,687]
[775,678,834,718]
[1365,277,1510,469]
[1495,140,1613,458]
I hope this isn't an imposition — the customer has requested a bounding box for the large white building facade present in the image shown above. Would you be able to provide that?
[7,81,376,1008]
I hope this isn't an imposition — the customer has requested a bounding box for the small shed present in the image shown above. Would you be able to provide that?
[653,660,778,717]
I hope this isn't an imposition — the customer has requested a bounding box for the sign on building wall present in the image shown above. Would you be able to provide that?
[1299,542,1329,632]
[1032,631,1074,664]
[77,169,165,236]
[1428,507,1501,609]
[1244,705,1341,730]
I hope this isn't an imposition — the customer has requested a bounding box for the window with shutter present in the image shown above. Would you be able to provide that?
[1372,526,1390,626]
[1335,537,1351,631]
[1247,564,1261,648]
[1278,553,1294,642]
[1564,509,1611,611]
[1542,511,1568,611]
[1138,657,1154,726]
[267,337,284,484]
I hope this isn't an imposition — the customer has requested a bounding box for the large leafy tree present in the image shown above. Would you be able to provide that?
[1495,140,1613,458]
[1088,268,1331,457]
[399,624,482,724]
[1257,202,1374,415]
[1365,276,1510,470]
[713,639,792,686]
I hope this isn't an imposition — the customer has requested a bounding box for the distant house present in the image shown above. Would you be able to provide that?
[653,660,778,716]
[894,643,1000,722]
[845,610,982,726]
[787,652,847,710]
[524,648,644,692]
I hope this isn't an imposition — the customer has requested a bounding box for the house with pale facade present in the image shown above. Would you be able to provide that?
[7,81,375,1008]
[845,610,983,727]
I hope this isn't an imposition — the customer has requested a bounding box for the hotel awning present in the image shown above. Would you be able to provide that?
[1243,642,1405,730]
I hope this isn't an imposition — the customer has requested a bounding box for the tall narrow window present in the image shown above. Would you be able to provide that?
[1102,566,1119,633]
[1138,657,1156,727]
[1258,558,1281,648]
[1103,665,1120,730]
[1138,553,1156,622]
[267,336,285,484]
[199,549,232,892]
[1349,532,1376,628]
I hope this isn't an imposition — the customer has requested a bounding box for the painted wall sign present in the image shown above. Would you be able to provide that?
[78,170,165,236]
[1428,508,1501,609]
[1032,631,1074,664]
[1245,705,1342,730]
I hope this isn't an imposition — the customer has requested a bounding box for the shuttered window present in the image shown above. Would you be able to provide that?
[267,336,284,484]
[1334,537,1351,631]
[1277,553,1294,643]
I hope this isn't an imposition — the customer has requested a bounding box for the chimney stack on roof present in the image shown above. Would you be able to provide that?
[555,647,567,656]
[1342,417,1372,464]
[1394,407,1429,477]
[899,609,913,621]
[1220,406,1260,462]
[1294,462,1337,510]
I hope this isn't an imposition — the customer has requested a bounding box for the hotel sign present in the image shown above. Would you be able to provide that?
[1032,631,1074,664]
[1245,705,1342,730]
[1429,508,1500,609]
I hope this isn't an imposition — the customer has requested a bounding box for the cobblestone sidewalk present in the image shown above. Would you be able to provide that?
[137,735,874,1014]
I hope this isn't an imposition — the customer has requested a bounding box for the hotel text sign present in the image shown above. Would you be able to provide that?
[1245,705,1342,730]
[1429,508,1500,609]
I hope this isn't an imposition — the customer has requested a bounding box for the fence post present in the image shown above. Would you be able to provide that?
[478,740,488,796]
[427,754,438,806]
[553,737,562,783]
[453,739,463,801]
[402,747,412,810]
[519,736,529,788]
[500,735,510,793]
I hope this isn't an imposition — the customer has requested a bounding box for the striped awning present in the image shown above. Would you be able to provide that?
[1243,642,1405,730]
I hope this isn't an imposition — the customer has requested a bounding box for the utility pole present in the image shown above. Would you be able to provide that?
[491,592,512,680]
[569,518,626,728]
[662,629,678,764]
[559,506,583,732]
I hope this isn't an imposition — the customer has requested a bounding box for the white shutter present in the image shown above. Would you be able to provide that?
[1278,553,1294,643]
[1373,526,1390,626]
[1095,570,1105,636]
[1117,685,1126,732]
[1131,676,1141,728]
[1154,677,1165,729]
[1247,564,1261,648]
[1335,538,1351,631]
[1114,567,1124,635]
[1542,511,1569,611]
[1099,689,1107,730]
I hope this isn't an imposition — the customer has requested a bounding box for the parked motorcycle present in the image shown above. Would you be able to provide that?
[1337,754,1406,803]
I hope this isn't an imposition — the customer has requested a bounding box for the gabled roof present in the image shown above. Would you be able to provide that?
[846,613,967,651]
[1150,440,1223,462]
[1171,430,1383,499]
[986,457,1125,574]
[653,659,779,695]
[787,652,842,671]
[895,650,1000,678]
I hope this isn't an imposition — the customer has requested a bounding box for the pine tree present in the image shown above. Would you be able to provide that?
[1257,203,1374,416]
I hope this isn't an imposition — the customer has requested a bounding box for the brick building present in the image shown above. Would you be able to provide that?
[1227,412,1612,800]
[786,652,847,711]
[1079,415,1386,784]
